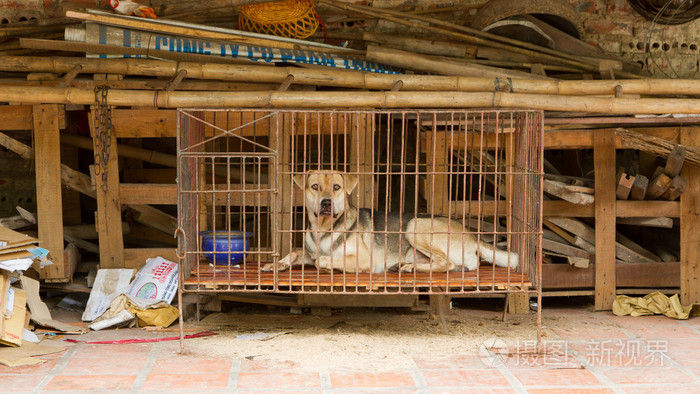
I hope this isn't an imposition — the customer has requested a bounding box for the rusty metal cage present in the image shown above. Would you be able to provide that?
[177,109,542,299]
[178,109,543,302]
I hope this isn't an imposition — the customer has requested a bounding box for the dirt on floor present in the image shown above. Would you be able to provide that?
[157,297,575,372]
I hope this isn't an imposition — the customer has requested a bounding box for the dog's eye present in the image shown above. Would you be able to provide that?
[311,184,318,190]
[333,184,341,191]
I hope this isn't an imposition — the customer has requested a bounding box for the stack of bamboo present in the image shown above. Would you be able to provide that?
[0,2,699,112]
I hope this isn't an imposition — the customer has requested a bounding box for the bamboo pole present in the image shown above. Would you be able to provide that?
[366,45,550,80]
[65,10,358,56]
[2,55,700,96]
[3,85,700,114]
[362,32,477,58]
[319,0,641,78]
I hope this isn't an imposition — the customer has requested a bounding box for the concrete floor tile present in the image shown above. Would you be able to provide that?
[510,368,601,387]
[0,374,47,392]
[619,384,700,394]
[62,357,147,375]
[239,358,302,372]
[43,374,137,391]
[330,371,416,388]
[236,371,322,389]
[0,359,58,375]
[150,356,232,373]
[602,367,692,384]
[421,369,511,388]
[71,343,153,358]
[142,372,229,391]
[412,354,486,370]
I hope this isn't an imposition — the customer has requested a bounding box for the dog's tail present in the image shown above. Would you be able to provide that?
[477,241,519,269]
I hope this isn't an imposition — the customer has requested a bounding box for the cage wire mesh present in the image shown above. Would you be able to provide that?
[177,109,543,296]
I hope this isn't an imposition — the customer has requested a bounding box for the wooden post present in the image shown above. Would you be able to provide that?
[33,104,70,281]
[680,129,700,304]
[274,113,293,259]
[425,132,449,215]
[90,109,124,268]
[594,129,616,310]
[350,113,375,209]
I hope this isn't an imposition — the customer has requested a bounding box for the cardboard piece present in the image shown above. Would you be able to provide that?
[127,256,178,304]
[20,276,88,334]
[1,287,27,346]
[82,269,134,321]
[0,227,39,250]
[0,270,9,336]
[0,341,68,367]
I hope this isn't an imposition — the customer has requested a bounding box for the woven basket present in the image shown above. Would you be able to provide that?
[239,0,319,39]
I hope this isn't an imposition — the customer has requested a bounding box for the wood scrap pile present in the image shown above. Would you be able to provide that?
[541,216,675,269]
[616,128,697,201]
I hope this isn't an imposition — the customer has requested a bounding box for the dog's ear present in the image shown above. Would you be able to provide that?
[293,174,306,190]
[344,174,358,194]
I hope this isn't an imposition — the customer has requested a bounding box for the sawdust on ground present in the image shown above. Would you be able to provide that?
[164,298,567,372]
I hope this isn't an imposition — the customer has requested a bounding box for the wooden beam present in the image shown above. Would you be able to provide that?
[543,262,680,289]
[0,105,65,131]
[120,184,177,205]
[112,109,176,138]
[680,128,700,304]
[594,129,616,310]
[33,104,69,281]
[128,204,177,236]
[616,217,674,228]
[90,110,125,268]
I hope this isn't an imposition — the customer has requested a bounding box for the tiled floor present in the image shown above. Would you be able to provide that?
[3,299,700,393]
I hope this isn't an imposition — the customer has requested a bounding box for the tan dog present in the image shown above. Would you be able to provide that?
[262,170,519,273]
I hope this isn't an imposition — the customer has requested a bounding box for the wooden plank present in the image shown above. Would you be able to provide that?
[680,128,700,304]
[123,248,177,269]
[0,105,65,131]
[594,129,616,310]
[112,109,176,138]
[543,179,594,205]
[90,110,125,269]
[33,104,68,281]
[646,172,672,199]
[120,184,177,205]
[128,204,177,235]
[616,200,679,217]
[664,145,686,177]
[615,167,634,200]
[454,200,680,218]
[543,262,680,289]
[543,127,687,150]
[0,215,32,230]
[542,238,592,259]
[629,174,649,200]
[660,175,688,201]
[617,217,674,228]
[615,232,661,262]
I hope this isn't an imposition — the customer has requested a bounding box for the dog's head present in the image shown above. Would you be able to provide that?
[294,171,358,218]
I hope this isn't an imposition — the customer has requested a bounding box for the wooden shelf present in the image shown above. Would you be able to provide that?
[184,263,532,293]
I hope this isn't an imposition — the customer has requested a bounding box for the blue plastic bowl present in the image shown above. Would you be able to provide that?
[200,231,252,265]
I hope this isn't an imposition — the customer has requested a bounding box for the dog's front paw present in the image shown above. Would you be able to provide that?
[399,263,415,272]
[262,251,299,272]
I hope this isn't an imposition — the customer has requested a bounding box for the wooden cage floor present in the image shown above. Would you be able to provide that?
[183,262,532,292]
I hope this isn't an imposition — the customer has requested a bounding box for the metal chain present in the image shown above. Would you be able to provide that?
[93,85,112,192]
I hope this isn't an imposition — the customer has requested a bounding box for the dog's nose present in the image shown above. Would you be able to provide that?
[321,199,332,209]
